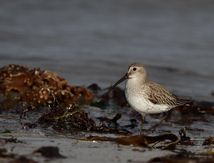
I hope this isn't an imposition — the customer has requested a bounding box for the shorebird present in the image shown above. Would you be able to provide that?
[112,63,189,126]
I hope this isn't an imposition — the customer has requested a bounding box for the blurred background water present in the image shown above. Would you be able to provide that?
[0,0,213,101]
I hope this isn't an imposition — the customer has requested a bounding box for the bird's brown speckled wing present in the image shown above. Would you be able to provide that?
[147,81,188,106]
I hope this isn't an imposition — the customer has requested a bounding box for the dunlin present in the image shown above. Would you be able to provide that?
[112,63,189,120]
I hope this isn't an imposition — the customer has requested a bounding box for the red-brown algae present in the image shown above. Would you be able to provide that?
[0,64,93,109]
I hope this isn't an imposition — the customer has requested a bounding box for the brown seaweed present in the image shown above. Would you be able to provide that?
[0,64,93,110]
[38,105,97,132]
[83,133,179,149]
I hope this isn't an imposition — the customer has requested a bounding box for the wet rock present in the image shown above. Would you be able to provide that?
[33,146,66,158]
[89,84,128,108]
[111,87,128,107]
[100,86,127,107]
[0,64,93,110]
[87,83,101,94]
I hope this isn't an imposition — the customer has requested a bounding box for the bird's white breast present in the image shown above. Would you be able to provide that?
[125,80,171,116]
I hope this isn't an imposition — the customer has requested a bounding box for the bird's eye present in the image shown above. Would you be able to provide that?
[133,67,137,71]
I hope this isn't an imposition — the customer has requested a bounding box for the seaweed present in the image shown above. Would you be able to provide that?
[83,133,179,149]
[0,64,93,111]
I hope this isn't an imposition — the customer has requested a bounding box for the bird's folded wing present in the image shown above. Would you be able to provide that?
[147,82,188,106]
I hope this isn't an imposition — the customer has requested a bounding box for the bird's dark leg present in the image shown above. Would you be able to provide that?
[139,115,145,134]
[147,111,171,131]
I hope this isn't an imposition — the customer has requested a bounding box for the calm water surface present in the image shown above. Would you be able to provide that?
[0,0,214,101]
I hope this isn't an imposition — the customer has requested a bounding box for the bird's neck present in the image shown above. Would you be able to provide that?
[126,77,146,90]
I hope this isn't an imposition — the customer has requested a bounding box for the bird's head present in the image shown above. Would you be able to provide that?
[111,63,147,88]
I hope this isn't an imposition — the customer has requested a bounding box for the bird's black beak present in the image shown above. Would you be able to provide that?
[111,73,128,89]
